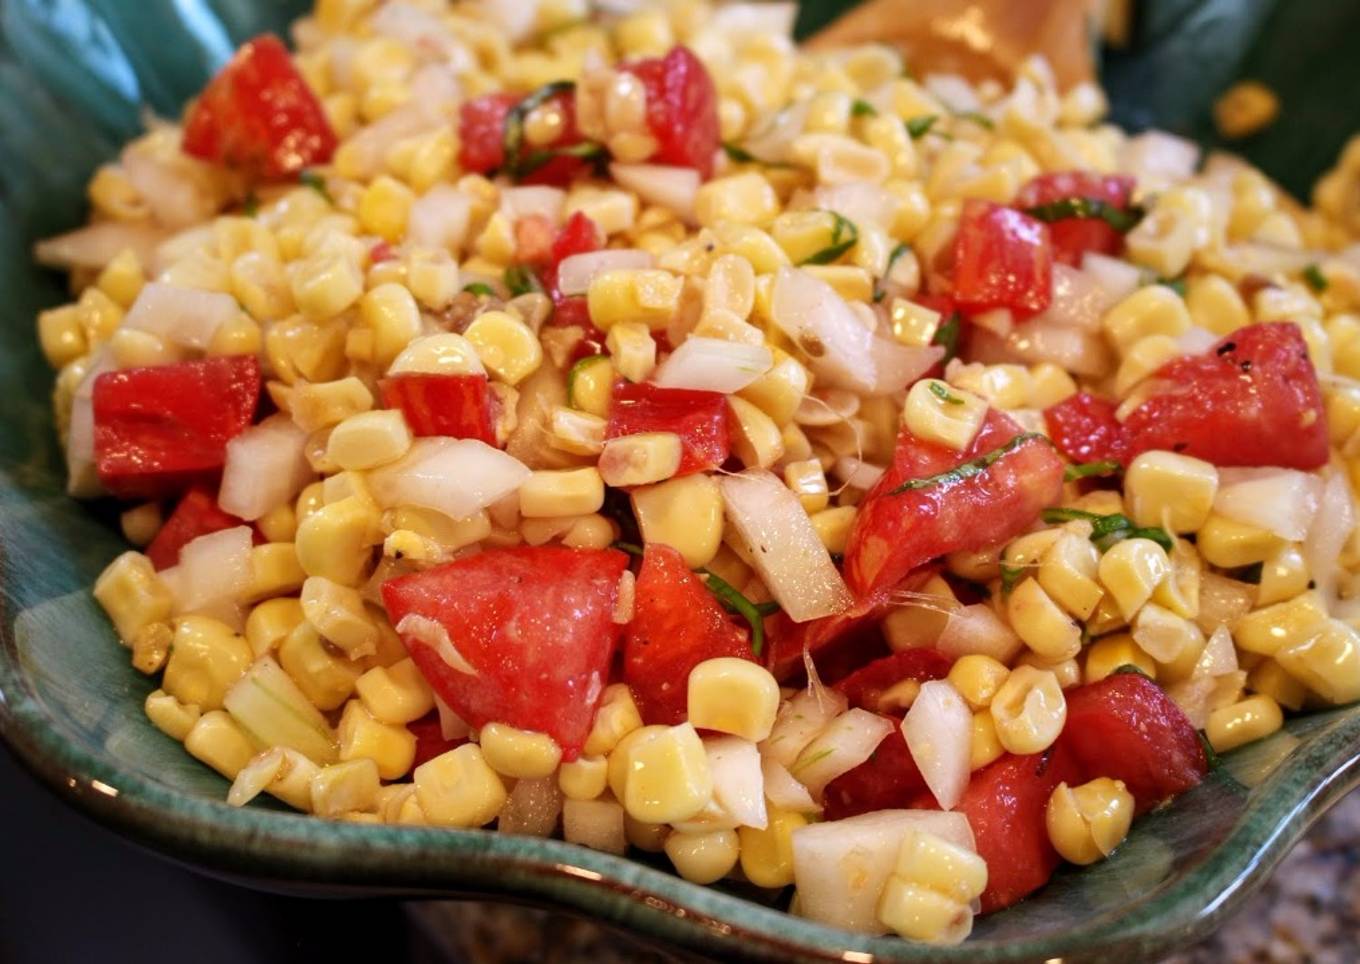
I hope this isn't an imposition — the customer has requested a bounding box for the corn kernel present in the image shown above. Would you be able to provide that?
[1234,590,1329,656]
[357,175,414,243]
[1206,694,1284,753]
[93,551,173,645]
[622,722,713,824]
[559,754,609,801]
[1187,274,1250,335]
[1102,285,1192,352]
[464,309,544,386]
[290,377,374,433]
[185,710,258,779]
[1038,532,1104,621]
[337,700,415,780]
[991,665,1066,755]
[294,495,381,586]
[695,173,780,228]
[244,542,306,603]
[598,432,681,487]
[784,459,830,513]
[632,474,724,568]
[970,710,1005,769]
[687,658,780,741]
[1046,778,1135,865]
[1131,601,1204,665]
[244,597,305,657]
[291,248,364,321]
[144,688,201,742]
[665,829,740,884]
[1257,544,1312,607]
[1276,618,1360,704]
[310,757,381,817]
[479,722,563,779]
[567,355,614,416]
[519,467,605,518]
[739,806,807,888]
[586,269,683,331]
[1083,633,1155,683]
[162,616,253,711]
[903,379,988,451]
[876,876,973,946]
[1196,514,1285,568]
[1124,451,1218,533]
[1007,578,1082,661]
[584,683,644,758]
[947,655,1011,710]
[1248,658,1307,711]
[728,396,785,469]
[37,305,86,368]
[278,623,363,711]
[414,745,507,828]
[809,505,858,555]
[1098,538,1172,619]
[354,657,435,724]
[326,410,412,471]
[300,576,379,658]
[96,247,145,308]
[603,321,657,382]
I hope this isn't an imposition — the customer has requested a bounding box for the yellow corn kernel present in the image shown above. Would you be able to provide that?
[1007,578,1082,661]
[1046,778,1135,865]
[185,710,258,780]
[1083,633,1156,683]
[991,665,1067,755]
[1102,285,1192,353]
[1124,451,1218,533]
[970,710,1005,770]
[354,657,434,724]
[294,495,380,587]
[291,249,364,322]
[93,551,173,645]
[414,744,507,828]
[464,309,544,386]
[903,379,988,452]
[1234,590,1329,656]
[738,806,807,889]
[95,247,145,308]
[1131,601,1204,664]
[889,298,941,348]
[161,616,253,712]
[559,755,609,801]
[565,355,613,417]
[739,352,811,428]
[893,828,988,906]
[598,432,682,488]
[607,723,668,801]
[1017,651,1082,690]
[1257,544,1311,607]
[1098,538,1172,619]
[695,173,780,228]
[769,210,844,265]
[406,248,459,310]
[1038,532,1104,621]
[1196,514,1286,568]
[586,269,683,331]
[877,876,973,946]
[584,683,644,758]
[326,410,412,471]
[251,504,295,549]
[882,574,958,649]
[548,406,606,456]
[300,576,379,658]
[208,313,263,358]
[278,623,363,711]
[606,322,658,383]
[73,286,123,345]
[947,655,1011,711]
[622,722,713,824]
[784,459,830,513]
[352,283,418,370]
[1274,618,1360,704]
[665,829,740,885]
[129,621,171,675]
[728,396,785,469]
[810,505,858,555]
[357,175,414,243]
[244,598,304,658]
[310,757,381,817]
[337,700,415,781]
[1206,694,1284,753]
[632,473,724,568]
[145,688,201,742]
[704,253,756,319]
[479,722,563,779]
[710,224,789,275]
[1003,529,1064,574]
[1246,658,1306,711]
[519,467,605,518]
[1024,363,1076,409]
[290,377,374,433]
[1187,274,1250,335]
[37,305,87,367]
[1113,334,1181,396]
[244,543,306,603]
[949,363,1033,411]
[687,658,780,741]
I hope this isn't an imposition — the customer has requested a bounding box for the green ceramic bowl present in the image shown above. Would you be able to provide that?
[3,3,1360,962]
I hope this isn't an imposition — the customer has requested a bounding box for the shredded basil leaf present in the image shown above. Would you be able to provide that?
[889,432,1048,496]
[504,263,543,297]
[905,114,938,139]
[955,110,995,129]
[851,98,878,118]
[722,141,757,163]
[242,191,259,218]
[792,747,834,773]
[799,211,859,266]
[1236,562,1264,585]
[1000,563,1025,595]
[1041,507,1174,552]
[517,139,607,178]
[463,282,495,297]
[502,80,575,179]
[928,381,964,405]
[298,170,332,204]
[1024,197,1146,233]
[1197,729,1224,771]
[1064,459,1122,482]
[1160,276,1188,298]
[932,312,962,364]
[1111,663,1152,679]
[1304,263,1328,292]
[873,242,911,302]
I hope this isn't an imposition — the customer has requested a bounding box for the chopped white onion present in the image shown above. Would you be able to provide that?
[121,149,216,230]
[178,526,253,611]
[761,757,821,814]
[704,736,768,830]
[761,685,849,768]
[433,691,472,741]
[719,469,853,622]
[396,614,478,676]
[1214,467,1323,542]
[1196,625,1240,678]
[652,337,773,393]
[34,221,168,272]
[1168,668,1249,730]
[937,603,1024,662]
[226,748,286,807]
[561,798,627,854]
[1081,252,1143,305]
[1305,469,1356,608]
[789,709,893,800]
[1034,263,1111,331]
[471,0,540,43]
[1118,130,1200,192]
[337,99,447,182]
[901,681,972,810]
[498,776,563,838]
[64,393,102,498]
[706,2,797,38]
[499,185,565,226]
[609,163,699,221]
[924,73,982,113]
[794,388,861,427]
[971,321,1113,377]
[370,2,474,69]
[219,414,312,521]
[812,183,898,233]
[556,249,655,297]
[1177,326,1220,356]
[771,267,941,395]
[369,438,530,521]
[740,101,811,164]
[791,809,975,934]
[832,457,885,491]
[123,281,239,351]
[407,184,471,252]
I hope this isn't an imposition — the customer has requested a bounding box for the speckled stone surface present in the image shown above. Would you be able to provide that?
[408,791,1360,964]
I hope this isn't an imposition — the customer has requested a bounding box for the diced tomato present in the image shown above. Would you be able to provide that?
[1043,391,1127,464]
[1060,673,1207,814]
[623,544,753,725]
[951,199,1053,317]
[145,488,249,570]
[843,410,1064,599]
[606,383,730,476]
[406,712,468,770]
[622,46,720,178]
[823,726,927,821]
[952,748,1081,913]
[1016,172,1137,266]
[541,212,605,333]
[1121,322,1329,470]
[832,648,954,713]
[382,547,629,760]
[514,214,557,265]
[92,355,261,500]
[369,241,396,264]
[182,35,336,179]
[457,88,590,186]
[380,373,497,446]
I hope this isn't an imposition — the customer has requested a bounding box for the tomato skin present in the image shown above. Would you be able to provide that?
[843,410,1065,599]
[606,383,730,476]
[145,487,249,570]
[1043,391,1127,464]
[542,211,607,340]
[822,725,927,821]
[406,712,468,770]
[951,199,1053,317]
[1016,172,1136,266]
[623,544,753,725]
[379,373,497,446]
[1122,322,1329,469]
[1060,673,1207,814]
[622,46,720,178]
[182,35,336,179]
[93,355,261,499]
[382,547,629,760]
[832,648,953,713]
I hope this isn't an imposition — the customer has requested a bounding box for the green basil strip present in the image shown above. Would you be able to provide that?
[954,110,995,129]
[999,563,1025,596]
[298,170,332,204]
[503,263,543,296]
[502,80,575,179]
[1197,729,1223,770]
[851,98,878,117]
[889,432,1048,495]
[722,141,758,163]
[1025,196,1146,233]
[905,115,939,139]
[462,282,495,297]
[517,139,607,178]
[1111,663,1152,679]
[799,211,859,266]
[1064,459,1122,482]
[1304,263,1328,292]
[242,191,260,218]
[1160,276,1187,298]
[932,312,962,363]
[873,242,911,302]
[1041,507,1174,552]
[928,381,964,405]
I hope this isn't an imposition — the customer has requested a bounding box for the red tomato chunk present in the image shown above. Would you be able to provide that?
[1043,391,1127,465]
[822,726,927,821]
[951,199,1054,317]
[542,212,606,340]
[380,373,497,446]
[182,35,336,179]
[832,648,953,714]
[606,383,730,476]
[382,546,629,760]
[622,46,721,178]
[93,355,261,499]
[146,487,249,570]
[623,544,753,725]
[1016,171,1136,266]
[843,410,1064,599]
[407,712,467,770]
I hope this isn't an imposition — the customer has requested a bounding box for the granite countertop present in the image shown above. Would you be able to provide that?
[408,791,1360,964]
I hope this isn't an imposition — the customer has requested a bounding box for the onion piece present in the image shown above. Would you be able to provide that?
[703,736,768,830]
[369,438,530,521]
[121,148,217,230]
[33,221,168,272]
[792,809,976,933]
[408,184,471,252]
[1305,469,1356,608]
[901,681,972,810]
[609,163,700,222]
[219,414,312,521]
[1177,326,1219,356]
[719,469,853,622]
[812,183,898,233]
[562,798,627,854]
[1119,130,1200,192]
[370,2,474,69]
[925,73,983,113]
[557,249,655,296]
[652,337,773,393]
[499,185,565,225]
[123,281,239,350]
[178,526,253,610]
[937,603,1024,662]
[1214,468,1323,542]
[1082,252,1142,305]
[706,2,797,38]
[832,457,885,491]
[471,0,539,43]
[1196,625,1240,678]
[789,709,893,800]
[772,267,941,394]
[1033,263,1111,332]
[761,757,821,814]
[761,684,849,768]
[498,776,563,838]
[433,691,472,741]
[970,320,1113,378]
